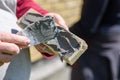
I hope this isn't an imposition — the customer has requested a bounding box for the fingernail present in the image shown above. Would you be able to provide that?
[17,49,20,54]
[26,39,30,45]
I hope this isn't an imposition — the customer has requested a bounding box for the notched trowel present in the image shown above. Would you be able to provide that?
[17,9,88,65]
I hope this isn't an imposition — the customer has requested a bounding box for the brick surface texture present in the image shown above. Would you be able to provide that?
[34,0,83,27]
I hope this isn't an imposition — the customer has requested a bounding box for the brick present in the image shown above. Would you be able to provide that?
[34,0,83,26]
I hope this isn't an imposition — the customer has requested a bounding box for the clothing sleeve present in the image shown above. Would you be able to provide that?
[16,0,48,19]
[70,0,108,39]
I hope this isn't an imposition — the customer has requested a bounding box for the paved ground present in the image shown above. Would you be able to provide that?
[30,56,72,80]
[43,66,71,80]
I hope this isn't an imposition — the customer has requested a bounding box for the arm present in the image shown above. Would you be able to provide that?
[16,0,68,58]
[16,0,48,19]
[16,0,68,30]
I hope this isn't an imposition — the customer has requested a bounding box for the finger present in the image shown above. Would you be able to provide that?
[35,44,46,53]
[0,52,12,63]
[54,17,68,30]
[44,13,69,31]
[0,42,20,55]
[0,32,30,46]
[35,44,55,55]
[56,21,69,31]
[0,62,4,66]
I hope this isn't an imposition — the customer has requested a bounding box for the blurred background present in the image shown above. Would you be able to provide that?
[30,0,83,80]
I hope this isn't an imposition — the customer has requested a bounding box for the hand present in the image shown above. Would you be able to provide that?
[35,13,68,56]
[35,43,56,56]
[0,32,30,66]
[45,12,69,31]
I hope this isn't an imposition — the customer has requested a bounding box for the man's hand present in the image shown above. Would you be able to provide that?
[0,32,30,66]
[45,12,69,31]
[34,13,69,56]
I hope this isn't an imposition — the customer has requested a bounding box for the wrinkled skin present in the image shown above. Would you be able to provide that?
[0,32,30,66]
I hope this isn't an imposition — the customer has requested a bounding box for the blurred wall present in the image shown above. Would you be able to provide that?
[34,0,83,27]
